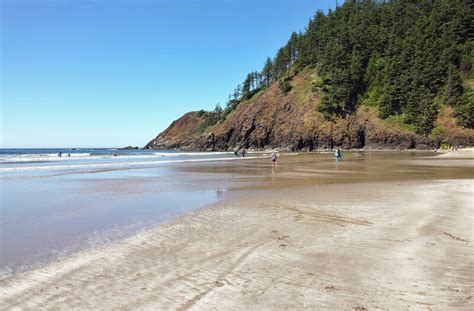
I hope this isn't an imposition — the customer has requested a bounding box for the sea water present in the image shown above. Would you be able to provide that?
[0,148,244,277]
[0,148,237,177]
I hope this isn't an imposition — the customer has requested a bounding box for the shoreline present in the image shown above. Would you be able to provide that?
[146,147,474,153]
[1,177,473,309]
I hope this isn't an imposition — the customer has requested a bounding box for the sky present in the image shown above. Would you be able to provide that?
[1,0,335,148]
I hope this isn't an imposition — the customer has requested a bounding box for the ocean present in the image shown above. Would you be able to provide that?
[0,148,239,177]
[0,148,258,277]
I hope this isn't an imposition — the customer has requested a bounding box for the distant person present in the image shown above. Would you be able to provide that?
[335,149,342,161]
[58,152,62,157]
[67,153,71,157]
[234,150,240,157]
[271,150,278,166]
[242,149,246,158]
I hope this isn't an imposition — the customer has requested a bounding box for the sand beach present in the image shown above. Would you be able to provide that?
[0,150,473,309]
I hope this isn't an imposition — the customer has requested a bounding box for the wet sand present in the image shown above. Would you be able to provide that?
[1,151,473,309]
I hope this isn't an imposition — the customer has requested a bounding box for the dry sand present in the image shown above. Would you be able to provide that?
[1,176,473,310]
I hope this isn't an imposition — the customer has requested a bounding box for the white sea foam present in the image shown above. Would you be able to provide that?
[0,153,92,162]
[153,152,232,156]
[0,156,264,173]
[0,152,235,163]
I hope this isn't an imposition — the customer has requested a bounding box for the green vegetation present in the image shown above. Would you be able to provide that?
[431,126,449,137]
[439,142,452,150]
[453,86,474,127]
[199,0,473,134]
[197,104,223,133]
[278,75,293,94]
[382,114,416,132]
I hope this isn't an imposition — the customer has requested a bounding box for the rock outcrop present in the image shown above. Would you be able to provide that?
[120,146,139,150]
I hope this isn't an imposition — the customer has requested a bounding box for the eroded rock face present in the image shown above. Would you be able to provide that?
[145,76,474,151]
[144,111,206,150]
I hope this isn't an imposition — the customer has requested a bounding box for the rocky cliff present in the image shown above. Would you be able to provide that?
[145,70,474,151]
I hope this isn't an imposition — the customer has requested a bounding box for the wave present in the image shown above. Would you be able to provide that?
[152,151,232,157]
[0,156,264,173]
[0,153,92,162]
[0,151,235,163]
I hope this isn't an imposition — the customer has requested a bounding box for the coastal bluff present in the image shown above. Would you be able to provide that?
[145,72,474,151]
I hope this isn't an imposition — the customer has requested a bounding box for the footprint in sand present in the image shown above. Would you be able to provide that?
[294,215,303,221]
[277,235,290,241]
[324,285,336,293]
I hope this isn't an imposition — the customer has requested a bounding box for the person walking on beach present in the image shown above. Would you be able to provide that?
[234,149,240,157]
[242,148,246,158]
[271,150,278,166]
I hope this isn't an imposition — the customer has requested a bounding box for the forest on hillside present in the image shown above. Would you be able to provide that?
[201,0,473,135]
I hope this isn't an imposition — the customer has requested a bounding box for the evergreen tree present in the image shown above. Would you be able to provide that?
[233,84,242,100]
[273,46,290,78]
[262,57,273,85]
[242,73,253,97]
[454,92,474,128]
[443,65,464,106]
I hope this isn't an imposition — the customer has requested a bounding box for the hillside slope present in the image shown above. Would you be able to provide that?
[145,70,474,151]
[146,1,474,151]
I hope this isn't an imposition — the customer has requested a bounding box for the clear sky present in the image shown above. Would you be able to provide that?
[1,0,335,148]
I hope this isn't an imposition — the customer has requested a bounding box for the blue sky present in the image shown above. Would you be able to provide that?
[1,0,335,148]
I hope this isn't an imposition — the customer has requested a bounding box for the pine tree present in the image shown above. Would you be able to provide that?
[443,65,464,106]
[262,57,273,86]
[454,92,474,128]
[233,84,242,100]
[242,73,253,97]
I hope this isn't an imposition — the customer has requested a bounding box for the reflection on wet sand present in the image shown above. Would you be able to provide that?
[177,151,474,190]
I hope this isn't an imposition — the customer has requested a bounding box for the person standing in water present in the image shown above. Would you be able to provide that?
[335,149,342,161]
[271,150,278,166]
